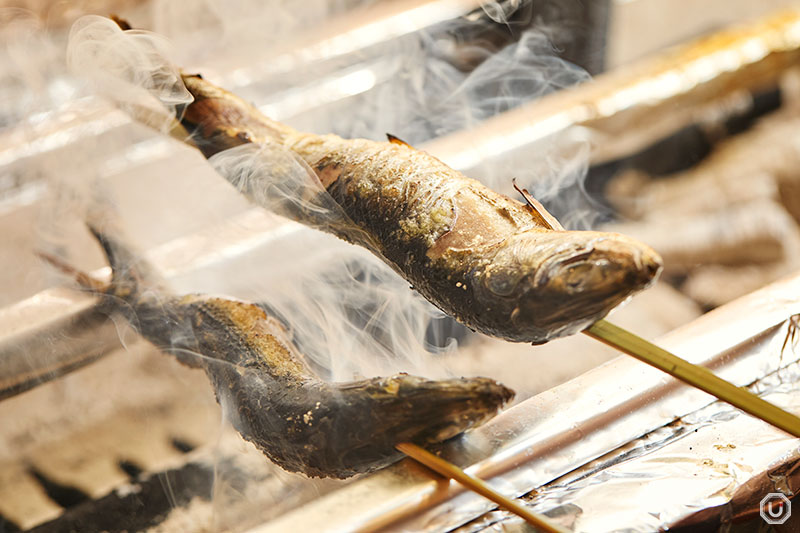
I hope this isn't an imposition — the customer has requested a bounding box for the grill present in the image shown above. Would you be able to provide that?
[2,2,800,532]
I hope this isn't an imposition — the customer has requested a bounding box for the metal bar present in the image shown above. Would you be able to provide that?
[425,10,800,171]
[0,208,293,399]
[216,0,485,87]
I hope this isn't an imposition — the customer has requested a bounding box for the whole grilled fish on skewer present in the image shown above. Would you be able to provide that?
[42,224,513,479]
[176,73,663,344]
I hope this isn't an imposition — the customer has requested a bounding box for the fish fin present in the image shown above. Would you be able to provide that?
[386,133,414,148]
[512,178,564,231]
[37,251,110,293]
[84,218,168,302]
[110,15,132,31]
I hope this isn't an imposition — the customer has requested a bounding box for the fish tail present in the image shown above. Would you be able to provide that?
[40,221,158,305]
[178,72,289,158]
[37,250,109,294]
[85,221,163,304]
[86,222,207,369]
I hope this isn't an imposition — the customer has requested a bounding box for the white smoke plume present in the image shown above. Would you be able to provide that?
[67,15,192,131]
[1,1,600,523]
[60,3,594,383]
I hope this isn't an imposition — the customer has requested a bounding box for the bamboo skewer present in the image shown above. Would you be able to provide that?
[396,442,569,533]
[584,319,800,438]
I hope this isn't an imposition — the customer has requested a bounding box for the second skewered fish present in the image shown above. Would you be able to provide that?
[44,224,513,478]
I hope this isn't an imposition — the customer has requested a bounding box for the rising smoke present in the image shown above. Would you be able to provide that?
[58,1,593,384]
[0,0,598,522]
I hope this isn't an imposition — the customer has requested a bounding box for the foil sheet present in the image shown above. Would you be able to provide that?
[454,325,800,532]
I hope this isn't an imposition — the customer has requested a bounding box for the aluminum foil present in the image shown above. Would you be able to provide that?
[454,326,800,532]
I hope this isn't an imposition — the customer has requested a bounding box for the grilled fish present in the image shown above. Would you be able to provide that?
[177,73,663,344]
[49,225,513,478]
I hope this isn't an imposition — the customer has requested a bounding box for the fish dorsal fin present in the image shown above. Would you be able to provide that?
[110,15,133,30]
[386,133,414,149]
[512,179,564,231]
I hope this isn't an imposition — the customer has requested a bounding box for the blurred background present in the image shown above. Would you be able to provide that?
[1,0,800,531]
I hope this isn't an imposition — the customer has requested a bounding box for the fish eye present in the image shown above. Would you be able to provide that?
[485,270,520,296]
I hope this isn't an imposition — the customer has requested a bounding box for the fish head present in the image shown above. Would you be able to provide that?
[320,374,514,477]
[377,374,515,443]
[483,230,662,342]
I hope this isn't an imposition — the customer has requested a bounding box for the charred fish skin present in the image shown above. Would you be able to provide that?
[178,74,663,343]
[86,226,514,478]
[223,369,512,478]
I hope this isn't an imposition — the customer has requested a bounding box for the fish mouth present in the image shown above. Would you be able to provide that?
[397,379,514,443]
